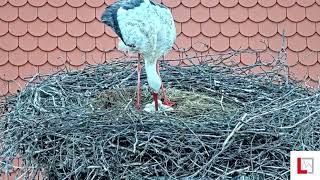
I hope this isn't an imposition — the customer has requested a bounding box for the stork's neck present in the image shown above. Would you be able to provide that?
[145,60,161,92]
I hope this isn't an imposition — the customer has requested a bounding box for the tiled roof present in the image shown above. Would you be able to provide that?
[0,0,320,96]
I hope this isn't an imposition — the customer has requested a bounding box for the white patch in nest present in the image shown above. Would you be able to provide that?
[143,100,174,113]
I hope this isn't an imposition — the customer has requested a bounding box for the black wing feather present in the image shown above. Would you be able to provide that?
[100,0,144,44]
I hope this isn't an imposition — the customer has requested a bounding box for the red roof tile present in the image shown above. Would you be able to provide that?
[297,19,316,36]
[96,34,115,51]
[221,19,239,37]
[220,0,238,8]
[277,0,296,7]
[305,79,319,89]
[95,5,105,20]
[67,0,85,8]
[28,0,46,7]
[9,18,27,36]
[306,3,320,22]
[268,33,287,51]
[287,4,306,22]
[288,34,307,51]
[28,19,47,37]
[175,21,182,35]
[105,25,117,37]
[259,19,277,37]
[267,4,286,22]
[105,0,117,6]
[48,19,67,37]
[8,77,26,94]
[106,49,123,60]
[316,22,320,34]
[38,62,59,75]
[210,4,228,22]
[19,3,37,22]
[181,0,200,8]
[162,0,180,8]
[58,33,76,51]
[67,19,85,37]
[86,19,105,37]
[9,48,27,66]
[77,4,95,23]
[66,48,86,66]
[259,50,277,64]
[239,0,257,8]
[200,0,219,8]
[297,0,315,7]
[277,19,297,36]
[175,33,192,49]
[0,79,8,96]
[0,63,18,81]
[229,5,248,23]
[248,4,267,22]
[222,54,241,66]
[307,34,320,51]
[172,4,190,23]
[86,49,106,65]
[258,0,276,7]
[0,20,8,36]
[39,34,57,51]
[241,52,256,65]
[289,63,308,81]
[57,5,76,22]
[0,49,8,65]
[77,34,95,52]
[191,33,210,52]
[287,49,299,66]
[182,19,201,37]
[201,19,220,37]
[299,49,318,66]
[48,48,67,66]
[191,4,209,22]
[0,33,18,51]
[18,62,38,79]
[48,0,67,7]
[8,0,26,7]
[38,4,58,22]
[28,48,47,66]
[308,62,320,81]
[230,33,249,50]
[239,20,258,37]
[0,0,7,6]
[249,34,268,50]
[211,34,229,52]
[183,49,201,65]
[0,3,18,21]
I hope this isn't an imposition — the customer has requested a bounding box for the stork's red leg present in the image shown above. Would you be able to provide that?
[152,92,159,111]
[135,54,142,110]
[157,61,175,107]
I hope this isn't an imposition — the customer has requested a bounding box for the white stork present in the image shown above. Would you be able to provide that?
[101,0,176,112]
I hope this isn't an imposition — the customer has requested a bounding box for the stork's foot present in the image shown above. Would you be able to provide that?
[162,98,176,107]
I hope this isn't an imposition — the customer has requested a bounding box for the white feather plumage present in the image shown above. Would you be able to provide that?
[115,0,176,92]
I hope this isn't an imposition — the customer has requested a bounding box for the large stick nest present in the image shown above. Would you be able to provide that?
[1,53,320,180]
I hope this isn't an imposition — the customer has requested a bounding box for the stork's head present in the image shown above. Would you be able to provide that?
[145,62,161,93]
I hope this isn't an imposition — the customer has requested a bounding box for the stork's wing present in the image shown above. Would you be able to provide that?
[100,0,144,44]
